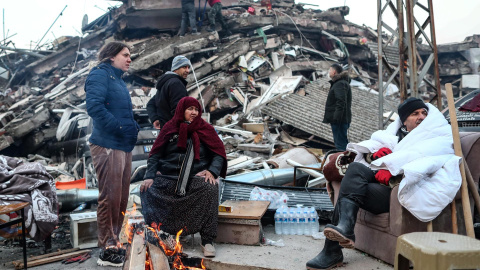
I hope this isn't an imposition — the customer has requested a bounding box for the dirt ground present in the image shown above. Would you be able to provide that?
[0,223,392,270]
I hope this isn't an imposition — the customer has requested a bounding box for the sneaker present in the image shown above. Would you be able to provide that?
[192,31,201,36]
[207,27,216,32]
[201,243,216,257]
[97,248,124,267]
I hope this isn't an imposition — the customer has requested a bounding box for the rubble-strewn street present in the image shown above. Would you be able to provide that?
[1,0,479,269]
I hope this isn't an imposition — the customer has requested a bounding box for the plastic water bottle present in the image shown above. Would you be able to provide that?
[309,207,317,234]
[303,208,310,235]
[274,208,282,234]
[296,207,304,235]
[305,207,312,236]
[289,209,297,235]
[282,208,290,235]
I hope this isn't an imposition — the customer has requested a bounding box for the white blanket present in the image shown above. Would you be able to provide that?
[346,103,461,222]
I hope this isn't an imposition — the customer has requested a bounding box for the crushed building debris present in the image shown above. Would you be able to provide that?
[0,0,478,208]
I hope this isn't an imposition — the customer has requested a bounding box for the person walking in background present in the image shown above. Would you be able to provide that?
[323,63,352,151]
[85,41,139,267]
[146,55,191,129]
[206,0,232,36]
[179,0,199,37]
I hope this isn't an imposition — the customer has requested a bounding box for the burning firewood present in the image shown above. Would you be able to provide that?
[123,222,206,270]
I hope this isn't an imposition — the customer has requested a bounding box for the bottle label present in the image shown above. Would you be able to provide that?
[299,218,305,223]
[292,218,297,222]
[312,218,316,222]
[283,218,288,222]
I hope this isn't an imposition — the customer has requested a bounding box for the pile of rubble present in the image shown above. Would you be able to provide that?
[0,0,478,183]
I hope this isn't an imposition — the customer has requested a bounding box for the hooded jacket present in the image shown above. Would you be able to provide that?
[323,71,352,124]
[85,62,139,152]
[146,71,188,127]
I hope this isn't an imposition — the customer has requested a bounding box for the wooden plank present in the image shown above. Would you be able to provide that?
[0,202,29,214]
[204,258,282,270]
[13,250,91,269]
[11,248,80,266]
[126,233,146,270]
[147,242,170,270]
[218,200,270,220]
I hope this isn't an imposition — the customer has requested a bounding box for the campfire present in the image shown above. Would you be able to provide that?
[122,205,206,270]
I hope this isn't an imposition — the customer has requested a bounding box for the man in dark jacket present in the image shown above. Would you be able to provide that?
[147,55,191,129]
[206,0,232,35]
[323,64,352,151]
[179,0,198,37]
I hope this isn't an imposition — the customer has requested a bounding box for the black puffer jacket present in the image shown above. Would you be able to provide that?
[143,134,224,180]
[322,71,352,124]
[146,72,188,127]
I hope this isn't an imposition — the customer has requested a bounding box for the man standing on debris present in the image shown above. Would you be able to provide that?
[179,0,199,37]
[323,63,352,151]
[146,55,191,129]
[85,41,139,267]
[307,98,461,270]
[206,0,232,35]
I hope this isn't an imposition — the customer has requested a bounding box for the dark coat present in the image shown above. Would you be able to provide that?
[85,63,139,152]
[182,0,195,4]
[146,72,188,127]
[323,71,352,124]
[144,134,224,180]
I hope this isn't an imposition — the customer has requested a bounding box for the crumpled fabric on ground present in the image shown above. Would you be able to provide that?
[0,155,58,241]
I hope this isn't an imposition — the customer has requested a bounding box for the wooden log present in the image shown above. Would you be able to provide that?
[125,233,146,270]
[11,247,80,266]
[445,83,475,238]
[147,242,170,270]
[13,250,91,269]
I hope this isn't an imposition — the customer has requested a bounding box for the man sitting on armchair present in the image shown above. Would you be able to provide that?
[306,97,462,270]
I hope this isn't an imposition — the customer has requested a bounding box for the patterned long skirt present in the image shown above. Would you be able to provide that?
[140,175,218,242]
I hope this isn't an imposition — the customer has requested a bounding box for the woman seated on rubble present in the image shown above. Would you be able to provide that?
[140,97,227,258]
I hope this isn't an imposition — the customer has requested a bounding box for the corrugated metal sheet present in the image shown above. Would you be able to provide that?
[262,79,393,144]
[366,42,400,66]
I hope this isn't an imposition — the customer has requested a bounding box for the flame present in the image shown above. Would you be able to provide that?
[144,224,206,270]
[122,203,138,244]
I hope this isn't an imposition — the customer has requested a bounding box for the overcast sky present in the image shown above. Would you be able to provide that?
[1,0,478,49]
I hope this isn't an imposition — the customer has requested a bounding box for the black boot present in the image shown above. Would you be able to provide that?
[323,197,359,249]
[306,239,343,270]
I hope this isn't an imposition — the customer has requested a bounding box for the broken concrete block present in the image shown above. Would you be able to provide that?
[8,108,50,139]
[0,135,14,151]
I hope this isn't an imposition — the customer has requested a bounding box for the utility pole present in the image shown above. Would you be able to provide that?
[377,0,442,129]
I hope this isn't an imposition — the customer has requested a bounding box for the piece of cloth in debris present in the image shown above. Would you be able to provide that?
[140,175,218,242]
[0,155,58,241]
[149,97,227,178]
[459,91,480,112]
[147,72,188,127]
[346,103,461,222]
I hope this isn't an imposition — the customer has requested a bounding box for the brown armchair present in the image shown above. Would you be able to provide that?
[327,132,480,265]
